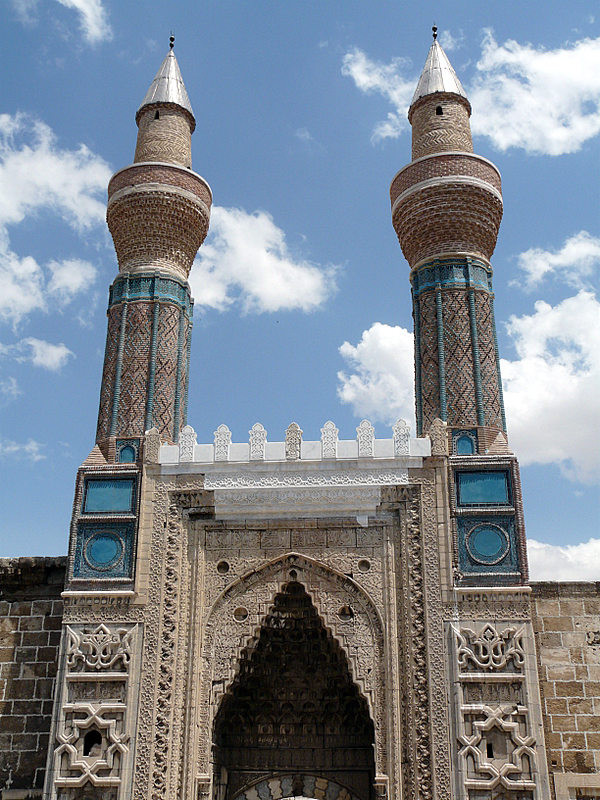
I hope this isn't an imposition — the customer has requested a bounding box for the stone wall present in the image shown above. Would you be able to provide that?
[0,557,66,799]
[531,581,600,797]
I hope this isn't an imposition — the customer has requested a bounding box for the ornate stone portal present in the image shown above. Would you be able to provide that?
[46,32,554,800]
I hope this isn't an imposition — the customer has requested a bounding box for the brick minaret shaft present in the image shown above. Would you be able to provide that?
[391,34,507,447]
[96,45,212,459]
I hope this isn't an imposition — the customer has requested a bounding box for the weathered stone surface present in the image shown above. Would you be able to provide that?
[531,581,600,779]
[0,557,66,795]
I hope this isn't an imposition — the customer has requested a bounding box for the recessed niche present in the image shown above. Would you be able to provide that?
[233,607,249,622]
[358,559,371,572]
[217,561,230,574]
[338,605,354,622]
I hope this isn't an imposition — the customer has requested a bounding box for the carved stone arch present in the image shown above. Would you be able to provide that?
[198,553,386,783]
[230,774,363,800]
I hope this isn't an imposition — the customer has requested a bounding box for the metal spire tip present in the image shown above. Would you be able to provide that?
[169,34,175,50]
[432,25,438,40]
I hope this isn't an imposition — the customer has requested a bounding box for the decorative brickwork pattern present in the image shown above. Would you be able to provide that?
[97,288,192,447]
[390,153,501,207]
[150,303,181,436]
[116,301,153,437]
[531,582,600,776]
[442,288,478,425]
[0,557,66,796]
[96,308,120,442]
[411,267,504,433]
[107,187,210,280]
[392,181,503,268]
[409,94,473,160]
[416,291,440,433]
[474,290,504,430]
[108,163,212,211]
[134,107,193,168]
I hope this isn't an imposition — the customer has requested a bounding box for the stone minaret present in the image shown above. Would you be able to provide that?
[96,40,212,461]
[391,30,506,450]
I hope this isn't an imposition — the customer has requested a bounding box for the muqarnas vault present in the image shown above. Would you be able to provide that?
[1,29,600,800]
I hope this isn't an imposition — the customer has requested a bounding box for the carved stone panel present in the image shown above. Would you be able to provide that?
[48,623,142,800]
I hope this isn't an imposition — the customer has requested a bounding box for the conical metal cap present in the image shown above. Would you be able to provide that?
[411,40,468,106]
[137,50,195,120]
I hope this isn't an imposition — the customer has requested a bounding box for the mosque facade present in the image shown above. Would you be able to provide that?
[1,33,599,800]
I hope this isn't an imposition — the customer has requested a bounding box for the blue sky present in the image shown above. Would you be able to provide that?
[0,0,598,579]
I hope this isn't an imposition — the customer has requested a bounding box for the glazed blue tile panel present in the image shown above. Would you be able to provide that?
[456,434,475,454]
[83,478,135,513]
[456,470,510,506]
[457,516,519,574]
[73,522,135,579]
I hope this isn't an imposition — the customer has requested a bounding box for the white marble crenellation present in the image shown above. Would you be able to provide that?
[160,420,430,465]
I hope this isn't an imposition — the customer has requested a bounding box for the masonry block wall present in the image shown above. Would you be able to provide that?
[0,557,66,797]
[531,582,600,783]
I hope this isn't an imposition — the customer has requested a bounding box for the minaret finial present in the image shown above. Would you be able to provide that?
[169,33,175,50]
[432,24,438,40]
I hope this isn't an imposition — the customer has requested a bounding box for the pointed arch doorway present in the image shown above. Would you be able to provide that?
[213,580,375,800]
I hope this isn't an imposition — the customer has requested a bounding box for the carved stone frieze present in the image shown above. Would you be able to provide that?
[66,624,134,672]
[392,476,451,800]
[213,486,382,518]
[205,468,409,489]
[454,623,526,672]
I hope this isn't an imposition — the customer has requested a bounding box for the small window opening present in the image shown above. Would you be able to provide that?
[486,741,494,759]
[154,110,160,120]
[436,106,443,115]
[119,445,136,463]
[456,435,475,455]
[83,729,103,756]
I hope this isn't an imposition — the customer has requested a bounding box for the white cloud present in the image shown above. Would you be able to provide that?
[19,338,74,370]
[55,0,111,44]
[295,128,315,143]
[470,33,600,155]
[47,258,97,299]
[11,0,112,44]
[1,338,74,370]
[0,435,45,461]
[0,113,111,230]
[337,323,415,426]
[335,291,599,485]
[439,30,465,53]
[341,49,415,141]
[0,113,109,327]
[190,206,338,313]
[515,230,600,290]
[343,34,600,154]
[501,291,600,484]
[0,377,21,400]
[528,538,600,581]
